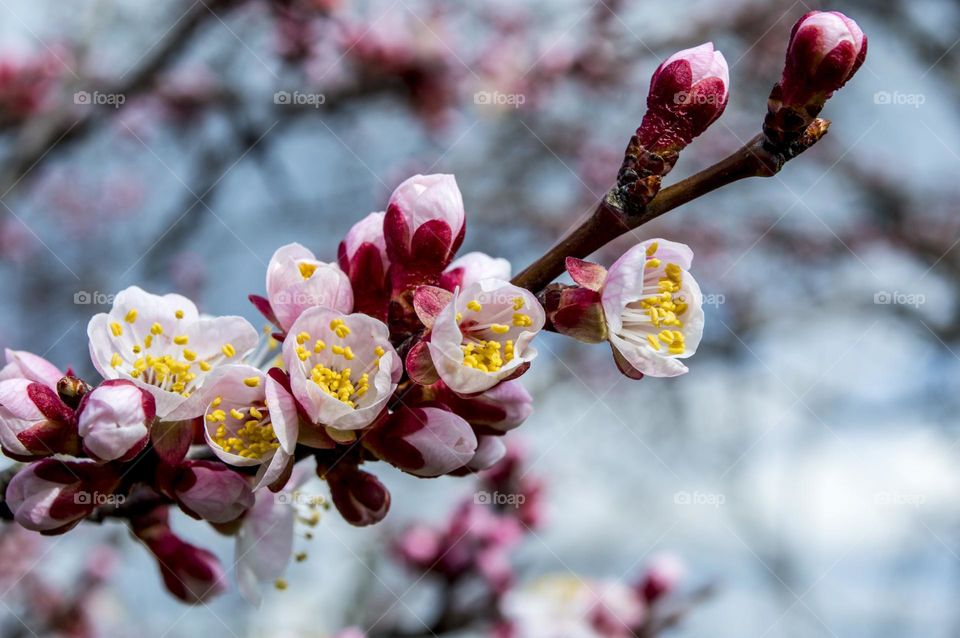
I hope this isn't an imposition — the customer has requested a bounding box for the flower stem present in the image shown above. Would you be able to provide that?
[511,119,830,293]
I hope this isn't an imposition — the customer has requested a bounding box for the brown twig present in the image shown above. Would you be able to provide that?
[511,120,831,293]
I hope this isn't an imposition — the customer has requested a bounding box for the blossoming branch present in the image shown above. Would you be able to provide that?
[0,10,866,608]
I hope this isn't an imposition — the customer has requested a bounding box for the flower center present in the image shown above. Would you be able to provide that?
[623,243,689,355]
[294,319,383,409]
[207,396,279,459]
[108,308,238,397]
[457,296,532,372]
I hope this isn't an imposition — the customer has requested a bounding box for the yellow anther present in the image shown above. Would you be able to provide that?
[646,335,660,350]
[230,408,245,420]
[199,361,212,372]
[274,579,288,591]
[150,322,163,335]
[144,335,153,349]
[657,330,675,345]
[222,343,236,358]
[466,300,482,312]
[512,313,533,328]
[183,349,197,361]
[132,344,141,354]
[646,242,659,257]
[243,376,261,388]
[125,309,138,323]
[298,262,318,279]
[374,346,385,357]
[174,335,189,345]
[456,312,463,323]
[296,346,310,362]
[249,406,263,419]
[314,340,326,353]
[329,319,350,338]
[110,322,123,337]
[513,297,525,310]
[490,323,510,334]
[646,258,661,268]
[212,396,222,407]
[111,353,122,368]
[175,309,185,319]
[296,332,310,345]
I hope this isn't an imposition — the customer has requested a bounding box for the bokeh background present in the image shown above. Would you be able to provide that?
[1,0,959,636]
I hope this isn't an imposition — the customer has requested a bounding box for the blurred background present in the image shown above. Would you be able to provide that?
[1,0,959,636]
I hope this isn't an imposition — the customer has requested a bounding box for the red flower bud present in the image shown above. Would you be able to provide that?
[326,467,391,527]
[781,11,866,105]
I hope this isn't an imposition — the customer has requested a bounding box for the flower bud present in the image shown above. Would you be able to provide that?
[326,467,391,527]
[384,174,465,274]
[440,251,511,291]
[638,552,685,602]
[4,459,120,534]
[134,509,226,603]
[0,378,78,459]
[765,11,866,147]
[0,348,63,388]
[434,380,534,434]
[467,435,507,471]
[77,380,155,462]
[781,11,866,104]
[338,212,390,319]
[365,406,477,477]
[640,42,729,152]
[169,460,254,523]
[264,242,354,333]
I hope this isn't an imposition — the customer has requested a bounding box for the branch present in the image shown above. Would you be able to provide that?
[511,119,830,293]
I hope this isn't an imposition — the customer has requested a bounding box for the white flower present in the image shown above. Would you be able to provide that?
[428,279,544,395]
[202,365,298,489]
[282,307,401,431]
[601,240,704,378]
[87,286,259,420]
[266,243,353,332]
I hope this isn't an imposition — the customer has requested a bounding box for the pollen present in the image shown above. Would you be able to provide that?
[150,322,164,335]
[296,332,310,345]
[646,242,658,257]
[466,300,482,312]
[461,339,514,373]
[199,361,212,372]
[513,297,525,310]
[329,318,350,338]
[183,349,197,361]
[490,323,510,334]
[111,353,122,368]
[298,262,318,279]
[125,309,138,323]
[173,335,189,345]
[313,339,326,353]
[211,400,279,460]
[512,313,533,328]
[175,309,185,319]
[243,376,261,388]
[222,343,236,358]
[110,322,123,337]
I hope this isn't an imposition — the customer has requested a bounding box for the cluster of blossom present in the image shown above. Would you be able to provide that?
[0,10,866,605]
[335,445,693,638]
